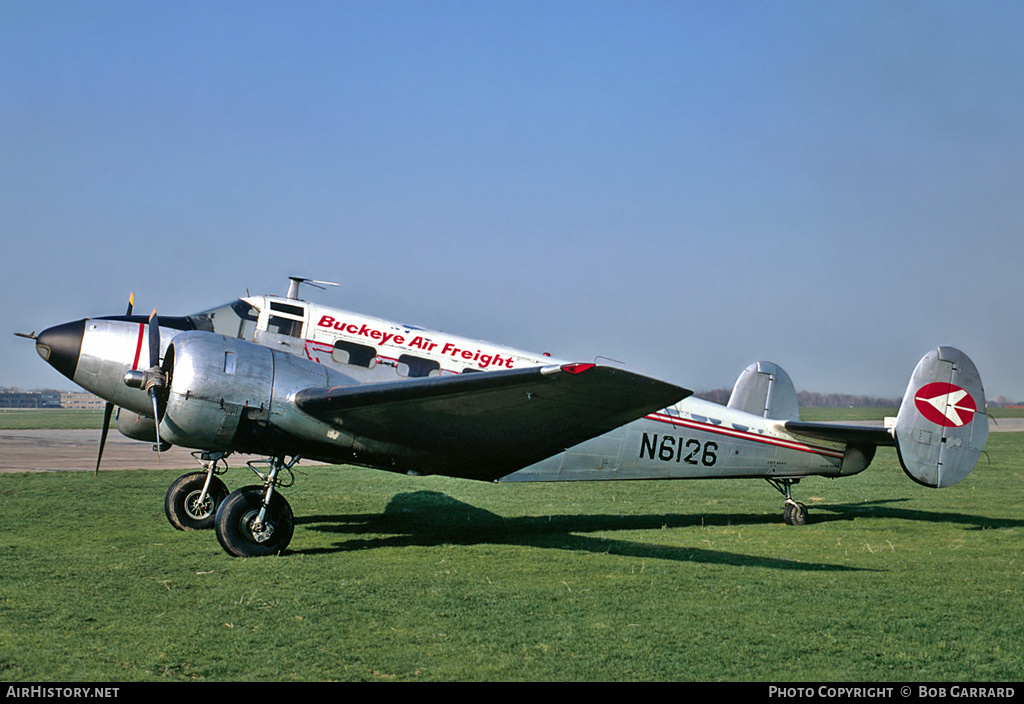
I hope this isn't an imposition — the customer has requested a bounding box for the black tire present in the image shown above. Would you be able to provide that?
[783,501,808,526]
[165,472,229,531]
[215,486,294,557]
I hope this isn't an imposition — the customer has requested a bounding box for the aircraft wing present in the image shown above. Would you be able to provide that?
[783,421,896,447]
[294,363,691,480]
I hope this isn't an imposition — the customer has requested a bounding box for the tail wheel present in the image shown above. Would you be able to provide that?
[783,500,808,526]
[165,471,229,531]
[215,486,294,557]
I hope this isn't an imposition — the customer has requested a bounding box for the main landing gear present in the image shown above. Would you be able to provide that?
[163,453,298,557]
[766,478,808,526]
[164,452,231,531]
[215,456,298,557]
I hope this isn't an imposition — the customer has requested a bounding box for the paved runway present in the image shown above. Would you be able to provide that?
[1,418,1018,474]
[0,429,200,473]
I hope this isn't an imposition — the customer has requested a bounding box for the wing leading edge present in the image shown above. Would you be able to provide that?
[294,363,692,480]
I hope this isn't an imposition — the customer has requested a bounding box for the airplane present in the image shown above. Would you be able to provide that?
[20,277,989,557]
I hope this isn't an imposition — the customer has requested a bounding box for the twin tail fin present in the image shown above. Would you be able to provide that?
[893,346,987,488]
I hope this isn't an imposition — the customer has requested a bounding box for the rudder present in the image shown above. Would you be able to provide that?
[893,346,988,488]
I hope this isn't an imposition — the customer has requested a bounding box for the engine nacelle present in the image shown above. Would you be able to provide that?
[116,408,159,441]
[156,331,354,455]
[158,332,277,451]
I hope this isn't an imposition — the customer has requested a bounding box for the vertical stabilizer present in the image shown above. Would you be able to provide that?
[727,361,800,421]
[893,347,987,488]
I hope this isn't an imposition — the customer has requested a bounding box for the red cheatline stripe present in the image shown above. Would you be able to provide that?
[132,323,145,370]
[646,412,846,459]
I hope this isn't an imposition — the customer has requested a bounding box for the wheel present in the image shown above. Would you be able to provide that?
[215,486,294,557]
[165,472,229,531]
[783,500,808,526]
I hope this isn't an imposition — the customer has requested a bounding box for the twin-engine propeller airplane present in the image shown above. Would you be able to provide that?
[21,277,989,557]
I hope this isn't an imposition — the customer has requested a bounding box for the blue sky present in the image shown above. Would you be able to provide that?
[3,0,1023,402]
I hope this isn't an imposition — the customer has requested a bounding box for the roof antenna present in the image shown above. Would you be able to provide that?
[287,277,341,300]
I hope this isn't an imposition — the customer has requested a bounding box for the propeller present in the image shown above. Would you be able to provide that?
[146,308,167,461]
[95,293,135,476]
[94,403,114,477]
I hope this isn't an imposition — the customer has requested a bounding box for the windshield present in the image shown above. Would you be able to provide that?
[187,300,260,340]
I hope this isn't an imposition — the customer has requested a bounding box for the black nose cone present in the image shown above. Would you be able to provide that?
[35,320,86,381]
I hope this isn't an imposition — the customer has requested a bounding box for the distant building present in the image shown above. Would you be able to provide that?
[0,391,61,408]
[60,391,106,410]
[0,391,104,409]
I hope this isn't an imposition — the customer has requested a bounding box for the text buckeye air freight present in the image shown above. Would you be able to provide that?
[24,277,989,557]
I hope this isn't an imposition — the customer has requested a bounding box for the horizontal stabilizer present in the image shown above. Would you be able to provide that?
[783,420,895,448]
[294,364,691,480]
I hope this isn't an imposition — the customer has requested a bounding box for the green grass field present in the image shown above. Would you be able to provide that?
[0,409,107,430]
[1,423,1022,682]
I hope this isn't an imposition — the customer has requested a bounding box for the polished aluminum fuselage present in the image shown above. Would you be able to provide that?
[54,296,864,483]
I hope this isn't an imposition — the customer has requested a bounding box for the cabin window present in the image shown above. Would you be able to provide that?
[398,354,440,378]
[333,340,377,368]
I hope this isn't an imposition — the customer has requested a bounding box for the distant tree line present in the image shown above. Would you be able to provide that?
[0,387,65,394]
[694,388,901,408]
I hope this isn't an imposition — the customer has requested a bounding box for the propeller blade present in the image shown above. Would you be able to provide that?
[96,293,134,476]
[150,388,162,463]
[95,402,114,477]
[148,309,160,369]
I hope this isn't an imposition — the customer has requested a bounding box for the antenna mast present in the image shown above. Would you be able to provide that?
[286,277,341,300]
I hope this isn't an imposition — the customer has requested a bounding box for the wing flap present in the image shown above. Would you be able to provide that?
[294,364,691,480]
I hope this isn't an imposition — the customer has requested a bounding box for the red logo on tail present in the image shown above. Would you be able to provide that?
[914,382,977,428]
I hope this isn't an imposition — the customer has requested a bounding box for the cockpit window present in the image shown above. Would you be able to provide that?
[268,315,302,337]
[270,301,305,317]
[187,300,260,340]
[265,301,306,338]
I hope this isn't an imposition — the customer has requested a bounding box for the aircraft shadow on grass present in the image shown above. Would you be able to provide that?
[819,498,1024,531]
[293,490,874,572]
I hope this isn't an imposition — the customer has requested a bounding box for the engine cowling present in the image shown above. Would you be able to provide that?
[115,408,159,442]
[157,332,276,451]
[156,330,360,456]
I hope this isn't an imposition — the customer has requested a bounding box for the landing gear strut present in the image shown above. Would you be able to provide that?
[766,478,808,526]
[215,456,298,557]
[164,452,231,530]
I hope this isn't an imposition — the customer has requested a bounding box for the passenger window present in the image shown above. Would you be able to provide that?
[398,354,440,378]
[333,340,377,368]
